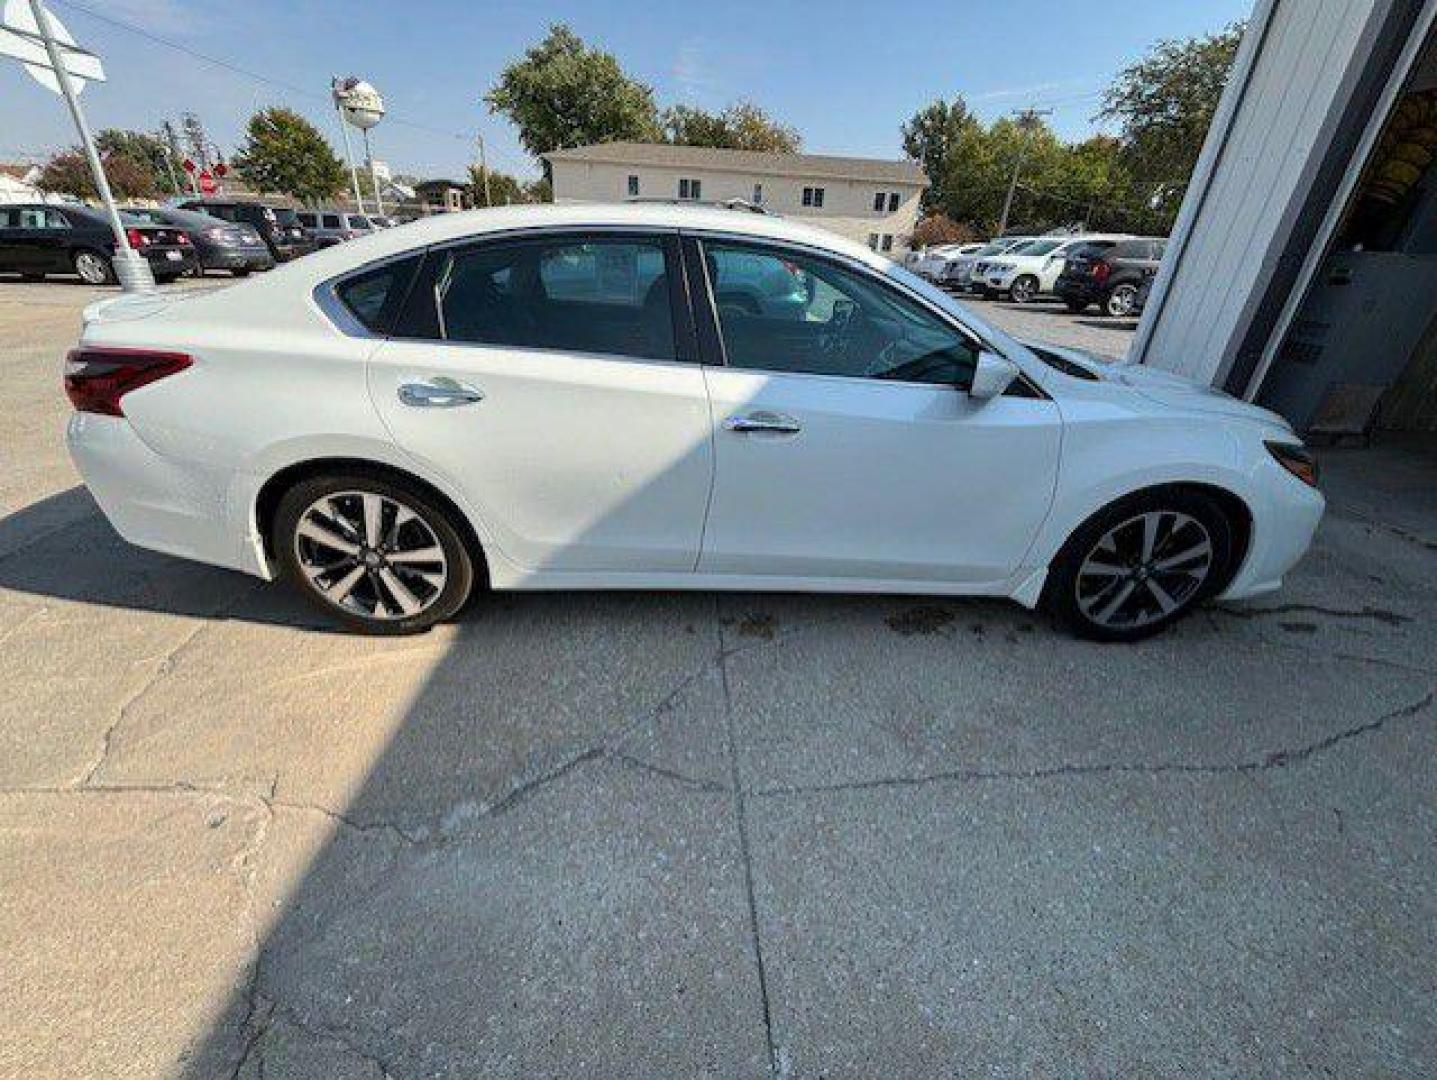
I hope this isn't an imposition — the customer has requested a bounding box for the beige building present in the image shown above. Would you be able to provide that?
[543,142,927,254]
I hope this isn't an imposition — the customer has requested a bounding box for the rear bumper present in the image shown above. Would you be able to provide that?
[200,248,274,272]
[1055,280,1101,304]
[145,250,197,277]
[66,413,268,578]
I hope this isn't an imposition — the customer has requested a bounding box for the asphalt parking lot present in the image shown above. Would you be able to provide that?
[2,278,1434,1079]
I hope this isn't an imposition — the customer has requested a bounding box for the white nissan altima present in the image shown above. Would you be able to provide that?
[64,203,1324,640]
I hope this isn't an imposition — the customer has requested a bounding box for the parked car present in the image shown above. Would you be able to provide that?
[175,199,316,262]
[368,215,398,229]
[121,206,274,277]
[1055,238,1168,317]
[954,237,1045,294]
[0,203,197,284]
[912,243,974,280]
[978,234,1131,303]
[295,210,376,248]
[1133,270,1157,317]
[63,204,1322,642]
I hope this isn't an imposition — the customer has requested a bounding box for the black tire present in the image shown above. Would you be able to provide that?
[155,273,181,285]
[1104,283,1139,318]
[231,268,251,277]
[1009,275,1040,304]
[1045,489,1235,643]
[72,248,116,285]
[1063,299,1088,313]
[273,472,476,635]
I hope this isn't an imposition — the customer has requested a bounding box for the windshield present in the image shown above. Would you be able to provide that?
[1003,240,1039,255]
[974,243,1007,256]
[272,208,300,226]
[1022,239,1064,256]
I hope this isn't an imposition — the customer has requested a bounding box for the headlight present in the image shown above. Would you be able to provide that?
[1265,441,1319,488]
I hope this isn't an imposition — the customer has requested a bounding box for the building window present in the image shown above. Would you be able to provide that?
[880,234,894,252]
[752,183,763,205]
[802,186,825,208]
[679,177,702,200]
[868,233,880,250]
[627,174,640,197]
[873,192,886,212]
[887,192,900,212]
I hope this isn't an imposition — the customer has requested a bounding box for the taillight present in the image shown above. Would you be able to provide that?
[1091,261,1111,283]
[176,232,191,245]
[64,348,192,417]
[126,228,150,248]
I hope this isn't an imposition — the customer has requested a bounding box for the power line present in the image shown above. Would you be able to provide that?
[50,0,533,175]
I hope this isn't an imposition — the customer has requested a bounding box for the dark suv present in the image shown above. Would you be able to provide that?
[1055,237,1167,317]
[176,199,316,262]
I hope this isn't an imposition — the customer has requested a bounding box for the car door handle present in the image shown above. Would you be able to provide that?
[397,378,484,408]
[723,411,802,435]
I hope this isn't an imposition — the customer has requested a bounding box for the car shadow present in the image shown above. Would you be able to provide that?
[0,486,328,629]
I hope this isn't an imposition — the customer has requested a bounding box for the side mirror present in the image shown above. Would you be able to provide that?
[968,351,1020,400]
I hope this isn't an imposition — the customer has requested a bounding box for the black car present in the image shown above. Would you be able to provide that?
[0,203,197,285]
[1055,238,1167,317]
[175,199,317,262]
[122,206,274,277]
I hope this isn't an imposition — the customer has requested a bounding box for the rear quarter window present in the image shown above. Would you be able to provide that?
[333,255,423,334]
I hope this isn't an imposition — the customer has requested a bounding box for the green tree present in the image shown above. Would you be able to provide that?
[95,129,183,194]
[465,164,529,206]
[232,108,347,203]
[36,148,156,200]
[664,101,800,152]
[1100,22,1246,214]
[486,25,661,176]
[901,98,980,210]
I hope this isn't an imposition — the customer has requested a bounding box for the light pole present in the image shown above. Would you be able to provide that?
[997,106,1052,238]
[475,130,491,206]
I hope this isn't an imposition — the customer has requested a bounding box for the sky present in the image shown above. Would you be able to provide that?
[1,0,1254,181]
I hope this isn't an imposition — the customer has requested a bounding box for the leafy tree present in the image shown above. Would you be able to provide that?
[466,164,529,206]
[233,108,347,203]
[901,98,980,210]
[909,213,979,249]
[1100,22,1246,213]
[524,177,553,203]
[95,129,182,194]
[664,101,800,152]
[36,148,156,200]
[486,25,661,176]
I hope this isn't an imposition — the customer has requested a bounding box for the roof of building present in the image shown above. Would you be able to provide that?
[543,142,928,186]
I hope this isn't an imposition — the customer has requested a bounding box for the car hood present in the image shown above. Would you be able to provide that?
[1024,341,1295,431]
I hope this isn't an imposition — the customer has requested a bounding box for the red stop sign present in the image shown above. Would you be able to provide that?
[198,170,217,194]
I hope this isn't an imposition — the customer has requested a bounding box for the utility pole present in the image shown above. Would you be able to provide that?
[997,105,1052,238]
[157,121,182,195]
[475,130,491,207]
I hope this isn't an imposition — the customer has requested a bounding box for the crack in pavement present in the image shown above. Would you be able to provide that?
[749,689,1436,799]
[1214,602,1411,626]
[716,596,782,1080]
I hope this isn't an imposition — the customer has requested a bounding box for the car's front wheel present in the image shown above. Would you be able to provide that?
[1009,275,1040,304]
[1046,490,1234,642]
[273,473,476,634]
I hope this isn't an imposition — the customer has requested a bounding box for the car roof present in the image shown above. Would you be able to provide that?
[275,202,896,278]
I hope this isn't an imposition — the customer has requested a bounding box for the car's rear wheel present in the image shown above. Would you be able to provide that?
[1009,275,1040,304]
[273,473,475,635]
[1046,490,1234,642]
[72,249,114,285]
[1104,283,1139,318]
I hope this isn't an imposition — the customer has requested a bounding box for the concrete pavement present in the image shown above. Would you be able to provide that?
[0,279,1432,1078]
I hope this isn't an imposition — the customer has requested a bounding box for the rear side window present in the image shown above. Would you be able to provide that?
[322,214,342,228]
[334,255,422,334]
[420,236,677,361]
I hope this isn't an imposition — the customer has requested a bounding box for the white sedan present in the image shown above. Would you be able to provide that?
[978,234,1132,303]
[64,204,1324,640]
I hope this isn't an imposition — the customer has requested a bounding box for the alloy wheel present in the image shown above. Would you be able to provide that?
[75,251,110,285]
[293,491,448,621]
[1075,510,1214,631]
[1107,285,1138,317]
[1011,276,1037,304]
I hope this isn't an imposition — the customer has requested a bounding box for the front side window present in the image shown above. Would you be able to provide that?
[322,214,342,228]
[430,236,676,361]
[704,240,979,388]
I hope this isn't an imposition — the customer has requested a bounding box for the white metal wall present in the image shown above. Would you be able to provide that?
[1132,0,1390,384]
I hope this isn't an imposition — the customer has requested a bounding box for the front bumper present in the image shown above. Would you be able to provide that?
[1220,464,1326,601]
[67,413,267,578]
